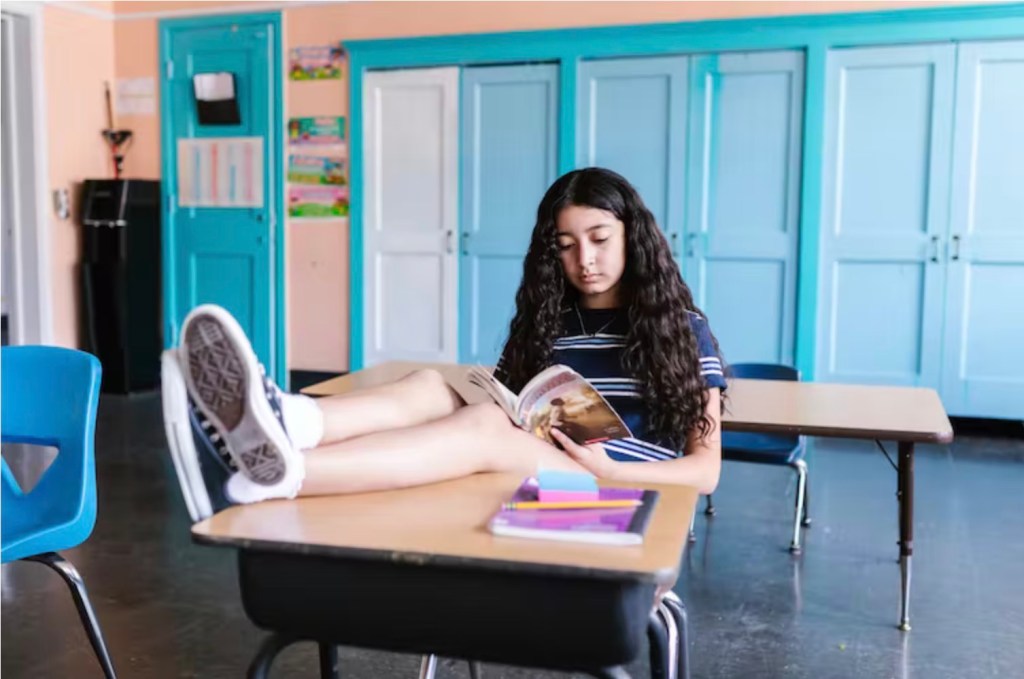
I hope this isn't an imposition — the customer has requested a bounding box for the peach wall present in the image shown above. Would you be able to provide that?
[114,18,160,179]
[287,221,350,371]
[43,4,116,348]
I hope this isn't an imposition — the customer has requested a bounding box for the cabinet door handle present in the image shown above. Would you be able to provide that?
[687,233,699,257]
[929,235,940,263]
[445,230,454,255]
[950,234,961,261]
[461,231,470,256]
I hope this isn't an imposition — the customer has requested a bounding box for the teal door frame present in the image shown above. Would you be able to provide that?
[159,12,287,386]
[345,3,1024,373]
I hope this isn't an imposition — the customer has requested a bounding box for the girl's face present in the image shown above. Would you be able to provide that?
[556,205,627,308]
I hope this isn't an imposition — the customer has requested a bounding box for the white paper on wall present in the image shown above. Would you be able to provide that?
[115,77,156,116]
[177,137,264,208]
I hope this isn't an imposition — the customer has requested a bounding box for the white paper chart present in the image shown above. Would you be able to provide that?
[177,137,264,208]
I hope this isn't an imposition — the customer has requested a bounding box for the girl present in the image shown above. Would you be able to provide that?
[163,168,725,522]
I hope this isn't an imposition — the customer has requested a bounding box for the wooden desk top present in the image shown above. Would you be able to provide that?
[302,361,953,444]
[192,472,696,586]
[724,378,953,444]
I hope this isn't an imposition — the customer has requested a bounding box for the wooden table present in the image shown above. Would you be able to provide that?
[193,471,697,678]
[304,362,954,631]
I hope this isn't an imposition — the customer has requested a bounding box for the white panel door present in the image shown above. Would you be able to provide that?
[941,40,1024,418]
[817,45,955,387]
[363,67,459,365]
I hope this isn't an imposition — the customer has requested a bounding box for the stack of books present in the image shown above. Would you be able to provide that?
[488,470,659,546]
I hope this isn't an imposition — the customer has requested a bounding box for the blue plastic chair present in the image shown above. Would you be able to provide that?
[695,363,811,553]
[2,346,117,678]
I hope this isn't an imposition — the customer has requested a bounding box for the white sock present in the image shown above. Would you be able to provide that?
[279,392,325,451]
[225,465,304,505]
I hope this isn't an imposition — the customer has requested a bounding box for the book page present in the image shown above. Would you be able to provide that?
[466,365,520,424]
[516,365,632,445]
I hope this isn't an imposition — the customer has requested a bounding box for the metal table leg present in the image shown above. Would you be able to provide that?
[647,608,670,679]
[897,441,914,632]
[318,643,339,679]
[247,633,297,679]
[659,592,690,679]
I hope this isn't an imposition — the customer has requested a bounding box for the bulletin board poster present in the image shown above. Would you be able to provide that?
[287,117,346,146]
[288,185,349,218]
[177,137,264,208]
[289,45,344,80]
[288,155,347,186]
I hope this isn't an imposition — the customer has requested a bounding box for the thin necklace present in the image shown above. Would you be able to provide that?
[575,303,618,337]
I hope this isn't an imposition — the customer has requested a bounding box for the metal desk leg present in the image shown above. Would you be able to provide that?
[648,608,670,679]
[247,633,297,679]
[418,655,438,679]
[897,441,914,632]
[318,643,339,679]
[660,593,691,679]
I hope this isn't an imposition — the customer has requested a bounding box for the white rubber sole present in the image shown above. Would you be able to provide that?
[178,305,296,487]
[161,349,213,522]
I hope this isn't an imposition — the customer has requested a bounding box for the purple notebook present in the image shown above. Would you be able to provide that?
[488,477,659,546]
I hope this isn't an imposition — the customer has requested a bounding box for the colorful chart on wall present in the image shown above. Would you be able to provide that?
[177,137,263,208]
[288,185,349,218]
[288,155,347,185]
[287,116,346,145]
[289,46,344,80]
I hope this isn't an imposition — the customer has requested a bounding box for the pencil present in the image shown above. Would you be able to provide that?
[501,500,642,511]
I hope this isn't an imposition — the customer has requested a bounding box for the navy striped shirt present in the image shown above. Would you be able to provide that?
[496,307,726,462]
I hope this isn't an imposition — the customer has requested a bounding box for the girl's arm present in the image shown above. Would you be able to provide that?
[554,388,722,495]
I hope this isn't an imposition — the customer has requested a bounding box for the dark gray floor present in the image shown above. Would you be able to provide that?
[3,393,1023,678]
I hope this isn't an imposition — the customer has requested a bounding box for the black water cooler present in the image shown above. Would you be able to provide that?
[80,179,162,393]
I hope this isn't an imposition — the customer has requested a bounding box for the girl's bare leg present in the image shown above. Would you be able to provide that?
[300,403,584,496]
[314,368,466,444]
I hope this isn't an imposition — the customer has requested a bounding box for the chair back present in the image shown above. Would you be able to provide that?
[727,363,800,382]
[722,362,804,462]
[2,346,103,563]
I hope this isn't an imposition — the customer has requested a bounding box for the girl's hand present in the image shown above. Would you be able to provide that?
[551,429,617,478]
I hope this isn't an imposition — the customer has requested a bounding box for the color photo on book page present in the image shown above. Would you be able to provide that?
[518,369,630,446]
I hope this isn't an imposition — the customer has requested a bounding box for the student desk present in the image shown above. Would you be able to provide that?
[192,471,697,678]
[304,362,954,632]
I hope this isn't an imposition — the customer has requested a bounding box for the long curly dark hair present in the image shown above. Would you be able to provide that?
[500,168,722,450]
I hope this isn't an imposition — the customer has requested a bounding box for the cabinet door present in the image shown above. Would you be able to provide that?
[816,45,955,387]
[941,40,1024,418]
[576,56,688,247]
[686,51,804,365]
[363,67,459,365]
[460,64,559,365]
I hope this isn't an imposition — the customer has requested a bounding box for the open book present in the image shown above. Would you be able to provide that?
[467,364,632,446]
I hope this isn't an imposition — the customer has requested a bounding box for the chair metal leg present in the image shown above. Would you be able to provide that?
[703,494,716,516]
[247,633,297,679]
[27,552,117,679]
[660,592,690,679]
[468,660,483,679]
[801,474,812,527]
[418,654,438,679]
[789,460,808,553]
[687,509,696,543]
[318,643,339,679]
[648,607,670,679]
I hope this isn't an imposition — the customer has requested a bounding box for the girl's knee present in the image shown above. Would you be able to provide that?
[404,368,448,394]
[456,403,513,436]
